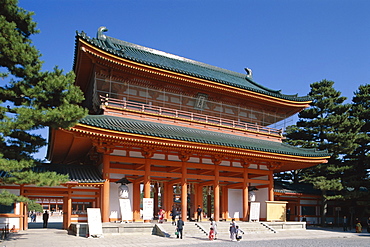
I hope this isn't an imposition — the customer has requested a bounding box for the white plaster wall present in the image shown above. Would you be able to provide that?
[228,189,242,219]
[15,202,20,215]
[109,182,133,220]
[255,188,268,219]
[0,217,19,230]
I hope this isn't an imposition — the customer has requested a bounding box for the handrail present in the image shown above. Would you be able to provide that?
[101,96,282,136]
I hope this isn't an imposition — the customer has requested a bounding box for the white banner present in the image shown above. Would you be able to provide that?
[249,202,260,222]
[142,198,153,220]
[119,198,132,221]
[87,208,103,237]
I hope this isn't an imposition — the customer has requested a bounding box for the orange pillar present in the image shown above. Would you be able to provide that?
[214,163,220,222]
[164,182,172,219]
[66,186,72,229]
[168,183,174,218]
[154,183,159,217]
[102,153,111,222]
[197,184,203,219]
[193,183,199,219]
[142,149,153,222]
[63,196,67,229]
[268,170,274,201]
[243,165,249,221]
[23,203,28,230]
[181,161,187,221]
[19,185,24,231]
[179,152,189,221]
[133,181,141,222]
[221,186,228,220]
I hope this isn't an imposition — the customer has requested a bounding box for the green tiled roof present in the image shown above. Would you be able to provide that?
[79,115,330,158]
[33,164,104,183]
[75,31,310,102]
[0,164,104,183]
[274,181,322,195]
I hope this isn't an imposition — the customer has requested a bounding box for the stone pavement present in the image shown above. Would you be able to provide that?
[1,223,369,247]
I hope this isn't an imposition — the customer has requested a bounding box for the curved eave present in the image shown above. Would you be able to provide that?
[70,123,330,165]
[76,38,311,109]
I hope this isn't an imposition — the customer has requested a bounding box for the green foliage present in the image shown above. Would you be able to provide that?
[286,80,363,222]
[284,80,362,189]
[0,0,87,205]
[342,84,370,204]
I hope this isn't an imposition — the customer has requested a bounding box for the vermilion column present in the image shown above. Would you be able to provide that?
[179,152,189,221]
[221,186,228,220]
[212,156,221,222]
[168,183,174,217]
[102,153,111,222]
[268,170,274,201]
[19,185,24,231]
[154,183,159,217]
[197,184,203,219]
[23,203,28,230]
[193,183,199,218]
[142,148,154,222]
[164,182,172,219]
[133,181,141,221]
[243,163,249,221]
[66,186,72,228]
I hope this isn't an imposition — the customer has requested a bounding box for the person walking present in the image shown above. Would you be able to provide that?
[210,217,218,240]
[229,218,237,241]
[42,211,49,228]
[157,207,165,223]
[235,225,242,241]
[176,217,184,239]
[196,205,203,222]
[343,216,348,231]
[171,205,177,226]
[355,218,362,233]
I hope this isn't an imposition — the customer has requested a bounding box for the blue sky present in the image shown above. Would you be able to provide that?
[16,0,370,160]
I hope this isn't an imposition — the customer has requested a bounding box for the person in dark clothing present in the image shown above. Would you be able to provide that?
[43,211,49,228]
[176,217,184,239]
[196,205,202,222]
[171,205,177,226]
[343,216,348,231]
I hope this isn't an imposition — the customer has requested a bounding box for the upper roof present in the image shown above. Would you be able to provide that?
[78,115,330,158]
[75,28,310,102]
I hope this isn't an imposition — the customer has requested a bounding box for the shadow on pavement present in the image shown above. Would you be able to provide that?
[28,222,63,229]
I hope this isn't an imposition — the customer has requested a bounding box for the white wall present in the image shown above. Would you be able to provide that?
[255,188,268,219]
[228,188,268,220]
[228,189,242,219]
[109,182,133,221]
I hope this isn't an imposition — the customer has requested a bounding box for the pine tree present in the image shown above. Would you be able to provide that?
[0,0,87,205]
[284,79,362,225]
[343,84,370,214]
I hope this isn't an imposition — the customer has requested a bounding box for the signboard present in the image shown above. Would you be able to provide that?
[119,198,132,221]
[87,208,103,237]
[249,202,260,222]
[142,198,154,220]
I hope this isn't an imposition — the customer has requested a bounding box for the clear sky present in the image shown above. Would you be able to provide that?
[16,0,370,160]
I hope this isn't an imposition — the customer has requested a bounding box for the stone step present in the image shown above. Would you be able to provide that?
[154,221,275,238]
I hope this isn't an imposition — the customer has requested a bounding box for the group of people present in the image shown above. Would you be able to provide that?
[29,211,50,228]
[164,205,243,241]
[343,216,370,233]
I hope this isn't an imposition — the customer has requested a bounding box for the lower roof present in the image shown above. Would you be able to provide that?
[33,163,104,183]
[78,115,330,158]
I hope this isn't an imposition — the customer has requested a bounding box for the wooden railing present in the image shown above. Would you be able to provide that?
[101,96,282,136]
